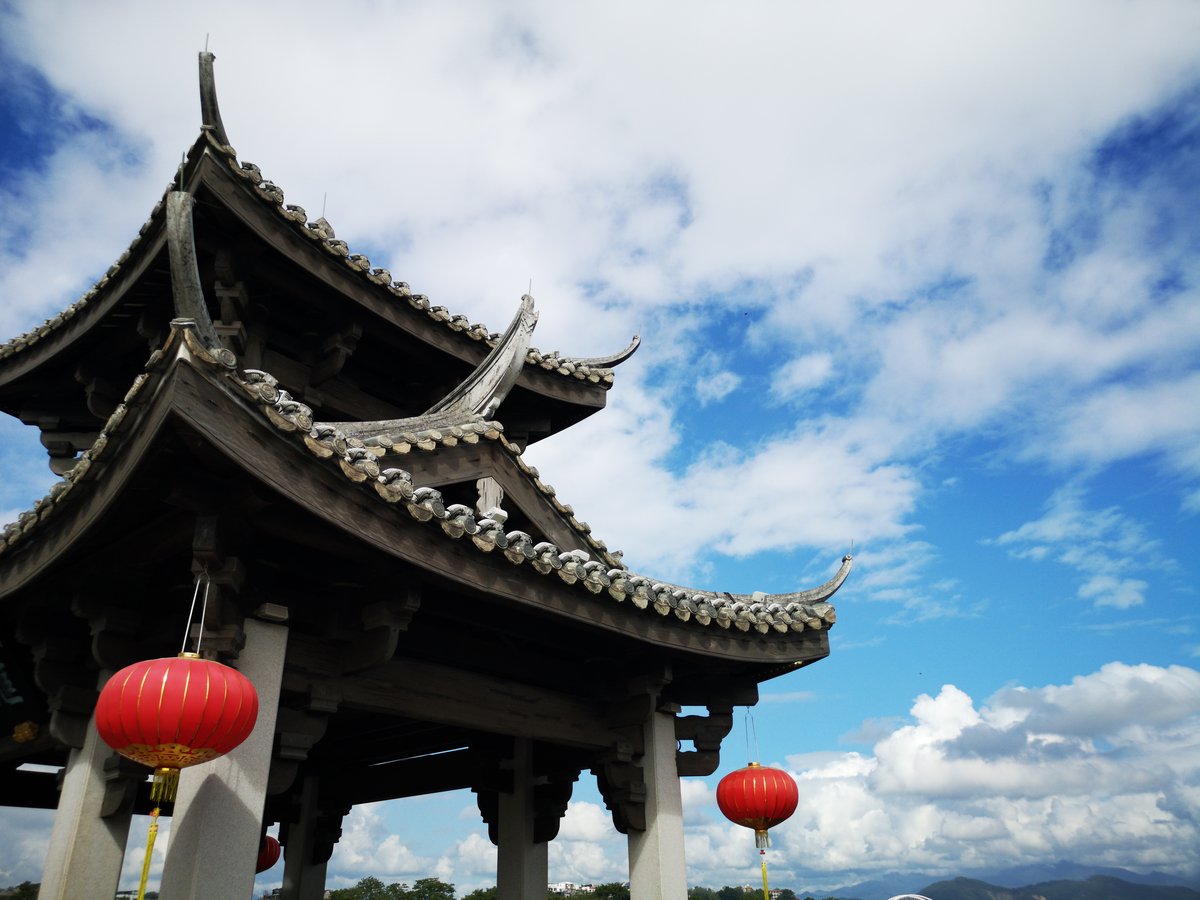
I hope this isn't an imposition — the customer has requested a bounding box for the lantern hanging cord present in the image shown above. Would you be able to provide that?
[180,570,212,656]
[744,709,760,764]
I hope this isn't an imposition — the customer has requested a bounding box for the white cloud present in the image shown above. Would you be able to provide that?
[695,370,741,406]
[990,484,1165,610]
[771,353,834,400]
[549,801,627,885]
[328,804,432,883]
[759,663,1200,887]
[433,832,497,890]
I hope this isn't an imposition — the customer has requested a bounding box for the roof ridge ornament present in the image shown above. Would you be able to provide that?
[423,294,539,419]
[198,50,230,146]
[570,333,641,368]
[166,192,222,353]
[315,295,537,439]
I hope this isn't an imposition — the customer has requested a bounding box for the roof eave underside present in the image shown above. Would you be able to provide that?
[0,131,620,428]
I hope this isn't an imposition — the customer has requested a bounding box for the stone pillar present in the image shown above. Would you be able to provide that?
[628,709,687,900]
[38,706,134,900]
[160,618,287,898]
[281,775,329,900]
[496,738,548,900]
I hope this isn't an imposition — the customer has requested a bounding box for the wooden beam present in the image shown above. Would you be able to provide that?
[332,747,507,805]
[283,656,619,750]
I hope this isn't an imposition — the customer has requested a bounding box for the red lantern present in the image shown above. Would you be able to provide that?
[256,835,281,873]
[717,762,799,848]
[95,653,259,802]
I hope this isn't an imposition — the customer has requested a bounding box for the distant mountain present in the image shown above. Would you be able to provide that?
[916,874,1200,900]
[977,862,1195,890]
[807,865,1199,900]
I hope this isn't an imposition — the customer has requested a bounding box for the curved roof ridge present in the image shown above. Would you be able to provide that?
[215,135,626,384]
[566,334,642,368]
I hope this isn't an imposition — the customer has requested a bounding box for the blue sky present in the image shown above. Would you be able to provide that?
[1,1,1199,895]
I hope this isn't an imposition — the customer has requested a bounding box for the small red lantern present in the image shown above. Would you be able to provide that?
[256,835,282,873]
[95,653,259,802]
[717,762,799,848]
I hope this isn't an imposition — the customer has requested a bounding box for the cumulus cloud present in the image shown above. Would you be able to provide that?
[759,663,1200,888]
[327,804,433,887]
[549,802,627,885]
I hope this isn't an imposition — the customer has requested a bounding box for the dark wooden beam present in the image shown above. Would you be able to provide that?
[283,655,619,750]
[332,747,507,805]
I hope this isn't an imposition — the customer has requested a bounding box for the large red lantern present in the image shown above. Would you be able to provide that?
[717,761,799,900]
[256,835,282,873]
[95,652,259,802]
[717,761,799,847]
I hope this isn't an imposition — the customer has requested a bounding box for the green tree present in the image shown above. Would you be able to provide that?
[408,877,456,899]
[688,889,719,900]
[329,876,390,900]
[592,883,630,900]
[776,891,798,900]
[462,889,497,900]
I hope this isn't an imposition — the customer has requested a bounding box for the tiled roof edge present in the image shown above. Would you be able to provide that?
[1,323,845,637]
[214,339,843,636]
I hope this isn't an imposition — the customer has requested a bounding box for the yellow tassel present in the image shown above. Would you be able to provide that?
[137,806,160,900]
[151,767,180,803]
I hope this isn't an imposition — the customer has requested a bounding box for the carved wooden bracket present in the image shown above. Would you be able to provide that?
[100,753,145,818]
[310,321,363,387]
[592,741,646,834]
[533,769,579,843]
[187,515,249,660]
[16,614,95,750]
[269,707,336,795]
[475,751,580,845]
[27,414,99,476]
[277,776,351,866]
[70,594,143,672]
[675,703,734,777]
[341,585,421,673]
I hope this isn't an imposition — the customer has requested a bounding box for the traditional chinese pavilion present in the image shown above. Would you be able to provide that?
[0,54,849,900]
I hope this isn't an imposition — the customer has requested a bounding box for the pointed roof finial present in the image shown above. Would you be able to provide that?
[198,49,230,146]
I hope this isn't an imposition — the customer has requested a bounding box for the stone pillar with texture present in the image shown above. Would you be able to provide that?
[39,699,134,900]
[628,708,687,899]
[281,775,329,900]
[159,617,287,898]
[496,738,549,900]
